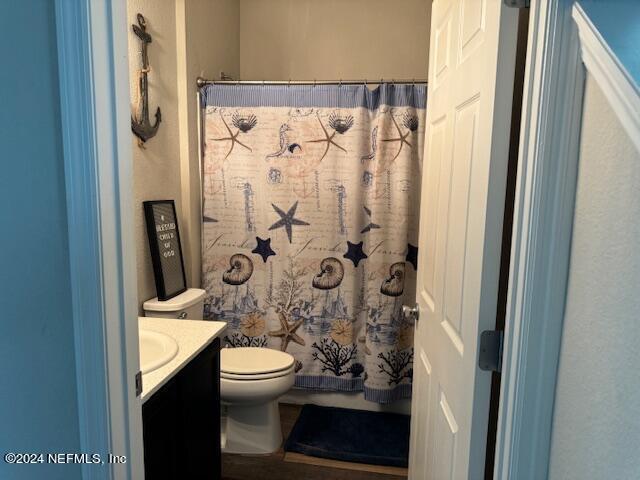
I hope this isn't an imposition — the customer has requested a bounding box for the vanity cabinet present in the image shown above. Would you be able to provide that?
[142,338,221,479]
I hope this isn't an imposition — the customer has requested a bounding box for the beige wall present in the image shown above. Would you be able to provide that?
[128,0,239,311]
[548,75,640,479]
[239,0,430,80]
[128,0,428,313]
[177,0,240,288]
[128,0,183,310]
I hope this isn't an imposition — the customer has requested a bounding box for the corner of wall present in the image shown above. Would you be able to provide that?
[176,0,241,289]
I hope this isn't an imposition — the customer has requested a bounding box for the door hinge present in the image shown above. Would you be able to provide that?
[135,371,143,397]
[479,330,504,373]
[504,0,530,7]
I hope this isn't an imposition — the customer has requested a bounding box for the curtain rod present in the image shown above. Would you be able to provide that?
[196,76,427,88]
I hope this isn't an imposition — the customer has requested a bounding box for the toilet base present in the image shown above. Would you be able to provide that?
[222,400,283,454]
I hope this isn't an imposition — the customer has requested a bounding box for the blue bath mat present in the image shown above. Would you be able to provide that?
[284,404,410,468]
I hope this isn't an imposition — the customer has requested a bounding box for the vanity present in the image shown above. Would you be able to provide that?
[138,317,226,479]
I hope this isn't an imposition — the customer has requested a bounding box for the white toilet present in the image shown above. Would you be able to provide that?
[220,347,295,454]
[143,288,296,455]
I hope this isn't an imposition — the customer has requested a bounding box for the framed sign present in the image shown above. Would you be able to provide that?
[143,200,187,300]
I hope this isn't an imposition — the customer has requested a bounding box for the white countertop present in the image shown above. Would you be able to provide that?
[138,317,226,403]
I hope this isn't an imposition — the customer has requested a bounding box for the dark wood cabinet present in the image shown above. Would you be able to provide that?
[142,338,221,479]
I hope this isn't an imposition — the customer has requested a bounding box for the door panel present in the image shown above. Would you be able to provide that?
[459,0,486,61]
[432,9,453,89]
[409,1,518,478]
[409,351,433,479]
[434,389,458,478]
[422,117,447,307]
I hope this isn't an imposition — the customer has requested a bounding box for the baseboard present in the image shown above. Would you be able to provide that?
[284,452,408,477]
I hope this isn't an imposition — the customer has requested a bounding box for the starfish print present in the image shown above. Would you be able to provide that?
[268,201,310,243]
[344,240,368,267]
[306,112,347,162]
[381,109,412,162]
[251,236,276,262]
[360,206,381,234]
[268,312,306,351]
[211,111,252,159]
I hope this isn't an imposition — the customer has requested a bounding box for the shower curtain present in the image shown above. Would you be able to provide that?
[200,83,426,403]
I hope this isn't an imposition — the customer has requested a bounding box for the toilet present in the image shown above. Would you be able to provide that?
[143,288,296,455]
[220,347,295,454]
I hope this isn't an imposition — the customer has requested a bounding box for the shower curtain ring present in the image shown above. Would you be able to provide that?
[339,78,342,87]
[288,79,291,87]
[313,79,317,87]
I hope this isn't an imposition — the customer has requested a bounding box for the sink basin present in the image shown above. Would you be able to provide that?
[139,329,179,374]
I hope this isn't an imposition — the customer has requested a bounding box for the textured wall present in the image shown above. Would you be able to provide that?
[129,0,240,307]
[548,75,640,479]
[0,1,81,478]
[177,0,240,288]
[129,0,427,311]
[239,0,430,81]
[128,0,184,309]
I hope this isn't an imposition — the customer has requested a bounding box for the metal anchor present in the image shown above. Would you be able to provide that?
[131,13,161,144]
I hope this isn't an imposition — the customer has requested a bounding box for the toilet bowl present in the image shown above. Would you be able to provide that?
[220,347,295,454]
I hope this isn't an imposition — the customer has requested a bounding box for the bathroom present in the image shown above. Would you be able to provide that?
[15,0,640,479]
[131,1,431,478]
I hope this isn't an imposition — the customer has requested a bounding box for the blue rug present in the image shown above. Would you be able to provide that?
[284,404,410,468]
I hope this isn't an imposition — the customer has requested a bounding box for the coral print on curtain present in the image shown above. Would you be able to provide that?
[200,84,426,403]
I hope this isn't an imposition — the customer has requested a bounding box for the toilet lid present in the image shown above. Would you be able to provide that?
[220,363,295,381]
[220,347,295,375]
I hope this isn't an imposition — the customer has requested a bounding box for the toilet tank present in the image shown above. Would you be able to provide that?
[143,288,206,319]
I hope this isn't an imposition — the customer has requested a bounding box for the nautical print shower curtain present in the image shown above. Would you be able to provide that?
[200,84,426,403]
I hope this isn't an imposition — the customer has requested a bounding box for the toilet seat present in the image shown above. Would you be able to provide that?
[220,363,295,381]
[220,347,295,378]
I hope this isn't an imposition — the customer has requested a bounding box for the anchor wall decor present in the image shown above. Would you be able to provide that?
[131,13,161,145]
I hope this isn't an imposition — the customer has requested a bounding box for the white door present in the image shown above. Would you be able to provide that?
[408,1,519,478]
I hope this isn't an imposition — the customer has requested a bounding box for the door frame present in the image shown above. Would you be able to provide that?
[494,0,585,478]
[54,0,591,479]
[55,1,144,479]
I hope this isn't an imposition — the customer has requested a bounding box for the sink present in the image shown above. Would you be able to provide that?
[139,329,179,374]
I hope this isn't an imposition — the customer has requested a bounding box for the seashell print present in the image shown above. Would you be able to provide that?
[380,262,405,297]
[312,257,345,290]
[328,112,354,134]
[239,311,265,337]
[222,253,254,285]
[330,318,353,346]
[232,113,257,133]
[402,111,419,132]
